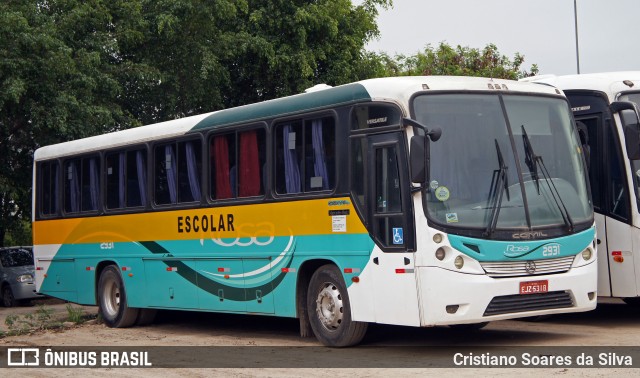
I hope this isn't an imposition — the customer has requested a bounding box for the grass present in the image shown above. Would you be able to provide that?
[1,303,97,338]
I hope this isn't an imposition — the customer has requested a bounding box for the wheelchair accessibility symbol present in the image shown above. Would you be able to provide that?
[392,228,404,245]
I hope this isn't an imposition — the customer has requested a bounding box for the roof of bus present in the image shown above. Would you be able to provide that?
[34,76,561,161]
[522,71,640,102]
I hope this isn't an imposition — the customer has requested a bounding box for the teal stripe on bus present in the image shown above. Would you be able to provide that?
[38,233,375,312]
[189,83,371,131]
[448,227,595,261]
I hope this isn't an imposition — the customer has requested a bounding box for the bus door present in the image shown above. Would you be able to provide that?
[364,132,420,326]
[568,91,637,297]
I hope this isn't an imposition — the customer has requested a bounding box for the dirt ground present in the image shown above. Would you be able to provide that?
[1,298,640,376]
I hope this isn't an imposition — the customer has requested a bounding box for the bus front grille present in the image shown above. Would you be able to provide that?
[483,291,574,316]
[480,256,575,278]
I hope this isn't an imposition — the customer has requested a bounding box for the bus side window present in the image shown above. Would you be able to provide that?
[177,140,202,203]
[275,118,334,195]
[155,144,176,205]
[304,118,335,192]
[210,133,236,200]
[275,122,303,194]
[237,129,266,197]
[40,161,59,216]
[64,156,99,213]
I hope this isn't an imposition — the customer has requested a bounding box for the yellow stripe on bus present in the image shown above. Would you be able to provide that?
[32,198,366,245]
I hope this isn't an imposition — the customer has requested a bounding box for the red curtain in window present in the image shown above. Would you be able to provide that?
[239,130,260,197]
[213,136,232,199]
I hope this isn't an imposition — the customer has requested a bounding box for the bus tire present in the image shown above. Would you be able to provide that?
[98,265,139,328]
[136,309,158,326]
[307,264,368,347]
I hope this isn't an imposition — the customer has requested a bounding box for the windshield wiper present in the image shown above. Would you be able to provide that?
[484,139,510,237]
[521,125,574,232]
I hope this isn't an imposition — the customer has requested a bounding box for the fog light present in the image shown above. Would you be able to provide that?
[588,292,596,300]
[454,256,464,269]
[446,305,459,314]
[435,247,445,261]
[582,248,592,261]
[433,233,443,244]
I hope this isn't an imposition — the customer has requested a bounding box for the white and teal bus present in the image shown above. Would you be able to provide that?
[525,72,640,305]
[32,76,597,347]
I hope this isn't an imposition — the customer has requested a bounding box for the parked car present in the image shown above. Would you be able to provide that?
[0,246,43,307]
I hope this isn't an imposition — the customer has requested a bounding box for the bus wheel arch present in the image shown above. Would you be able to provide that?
[296,259,333,338]
[97,264,139,328]
[306,263,368,347]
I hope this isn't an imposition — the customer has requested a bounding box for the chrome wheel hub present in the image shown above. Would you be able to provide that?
[315,282,344,331]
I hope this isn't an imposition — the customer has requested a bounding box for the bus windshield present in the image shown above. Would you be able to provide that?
[412,93,592,238]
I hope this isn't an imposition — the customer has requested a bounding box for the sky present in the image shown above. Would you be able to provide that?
[359,0,640,75]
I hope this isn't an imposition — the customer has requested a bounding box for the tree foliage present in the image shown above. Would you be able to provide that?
[374,42,538,80]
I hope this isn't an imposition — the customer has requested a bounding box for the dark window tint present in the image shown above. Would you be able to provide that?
[155,140,201,205]
[352,104,402,130]
[40,161,59,216]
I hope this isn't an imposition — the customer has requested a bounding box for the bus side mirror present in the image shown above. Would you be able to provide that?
[410,135,426,184]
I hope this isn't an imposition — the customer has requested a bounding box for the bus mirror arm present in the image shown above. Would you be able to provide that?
[403,118,442,142]
[610,101,640,160]
[404,118,443,186]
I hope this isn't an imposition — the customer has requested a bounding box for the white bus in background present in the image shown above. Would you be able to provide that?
[524,72,640,304]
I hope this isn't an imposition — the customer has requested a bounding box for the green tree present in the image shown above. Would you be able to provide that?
[373,42,538,80]
[122,0,391,123]
[0,0,149,246]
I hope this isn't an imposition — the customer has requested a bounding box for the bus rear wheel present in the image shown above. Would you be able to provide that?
[98,265,139,328]
[307,264,368,347]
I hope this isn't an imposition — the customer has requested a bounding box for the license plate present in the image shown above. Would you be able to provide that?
[519,280,548,295]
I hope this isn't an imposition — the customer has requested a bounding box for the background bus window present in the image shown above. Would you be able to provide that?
[607,124,630,220]
[40,161,59,216]
[275,118,334,195]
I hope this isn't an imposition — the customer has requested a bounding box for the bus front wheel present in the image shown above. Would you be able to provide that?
[98,265,139,328]
[307,264,368,347]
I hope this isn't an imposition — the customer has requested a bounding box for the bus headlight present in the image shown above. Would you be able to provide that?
[435,247,446,261]
[454,256,464,269]
[581,248,593,261]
